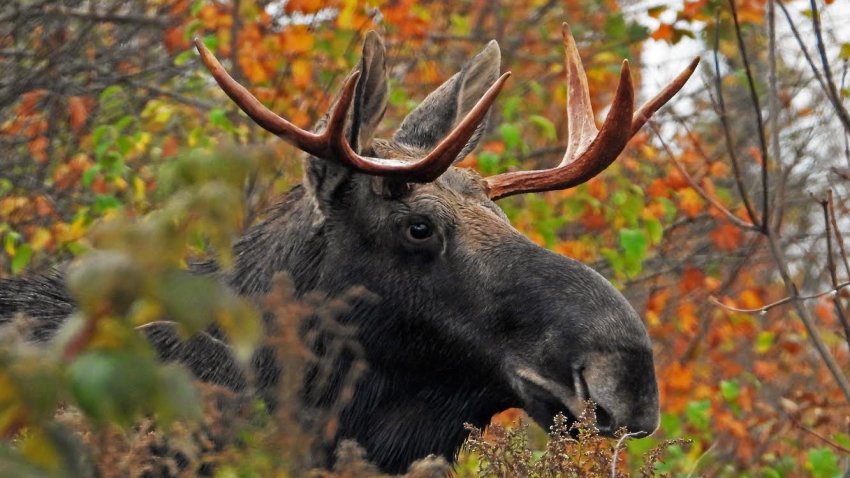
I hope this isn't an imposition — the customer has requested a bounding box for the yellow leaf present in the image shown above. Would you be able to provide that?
[291,59,312,88]
[30,227,51,252]
[677,187,704,217]
[20,428,61,471]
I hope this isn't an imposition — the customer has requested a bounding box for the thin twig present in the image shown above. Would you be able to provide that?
[828,191,850,279]
[651,122,759,231]
[808,0,850,132]
[610,431,643,477]
[776,1,830,99]
[38,5,170,27]
[791,418,850,454]
[822,192,850,350]
[710,280,850,313]
[767,0,784,233]
[728,0,770,231]
[713,10,760,228]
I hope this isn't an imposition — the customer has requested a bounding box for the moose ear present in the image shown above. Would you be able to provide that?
[350,31,389,153]
[306,32,388,210]
[392,40,501,161]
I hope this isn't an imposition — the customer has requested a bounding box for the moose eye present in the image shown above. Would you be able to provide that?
[406,222,433,241]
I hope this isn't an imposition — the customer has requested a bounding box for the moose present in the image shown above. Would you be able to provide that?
[0,24,697,473]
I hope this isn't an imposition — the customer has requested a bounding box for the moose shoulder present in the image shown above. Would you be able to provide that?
[0,25,697,474]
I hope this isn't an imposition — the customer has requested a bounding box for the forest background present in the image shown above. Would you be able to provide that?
[2,0,850,476]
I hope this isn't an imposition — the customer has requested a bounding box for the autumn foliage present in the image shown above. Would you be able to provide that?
[3,0,850,476]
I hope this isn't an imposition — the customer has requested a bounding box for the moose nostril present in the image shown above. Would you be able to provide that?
[595,405,614,433]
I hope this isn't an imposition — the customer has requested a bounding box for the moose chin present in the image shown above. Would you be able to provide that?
[0,24,697,474]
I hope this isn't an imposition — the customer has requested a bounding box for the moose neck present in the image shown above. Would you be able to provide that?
[227,185,327,297]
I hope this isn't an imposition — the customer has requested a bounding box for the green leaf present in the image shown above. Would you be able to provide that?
[645,217,663,244]
[388,88,409,107]
[806,447,841,478]
[92,195,122,214]
[158,271,224,335]
[11,244,32,274]
[619,228,648,262]
[719,379,740,403]
[499,123,522,151]
[209,108,234,132]
[81,165,100,188]
[68,351,199,427]
[529,115,556,140]
[685,399,711,431]
[619,228,648,277]
[755,331,775,353]
[477,151,501,176]
[502,96,522,122]
[68,351,160,426]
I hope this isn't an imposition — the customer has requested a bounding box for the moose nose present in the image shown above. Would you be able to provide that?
[594,403,656,437]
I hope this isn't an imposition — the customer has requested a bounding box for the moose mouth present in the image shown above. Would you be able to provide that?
[512,366,615,436]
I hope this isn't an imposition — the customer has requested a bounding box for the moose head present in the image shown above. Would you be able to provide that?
[190,24,698,472]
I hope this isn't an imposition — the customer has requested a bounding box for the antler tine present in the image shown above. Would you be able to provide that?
[562,23,599,164]
[483,24,698,200]
[630,56,700,135]
[194,38,329,157]
[195,38,510,183]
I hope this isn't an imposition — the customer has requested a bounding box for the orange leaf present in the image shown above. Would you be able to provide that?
[680,266,704,293]
[18,89,47,116]
[580,209,607,231]
[586,178,607,200]
[647,178,669,198]
[710,223,742,252]
[647,289,671,314]
[28,136,48,163]
[747,146,763,165]
[34,196,54,217]
[68,96,90,133]
[91,176,108,194]
[815,300,835,325]
[280,27,315,54]
[665,169,689,190]
[285,0,327,13]
[709,161,729,177]
[739,289,763,309]
[753,360,777,380]
[665,362,693,392]
[651,23,674,42]
[164,26,189,53]
[676,302,698,333]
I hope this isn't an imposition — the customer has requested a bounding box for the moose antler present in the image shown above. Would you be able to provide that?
[194,38,510,183]
[483,23,699,200]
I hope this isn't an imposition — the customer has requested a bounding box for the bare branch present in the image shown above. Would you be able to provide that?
[820,194,850,348]
[767,0,784,232]
[713,11,760,228]
[728,0,770,231]
[808,0,850,133]
[828,191,850,279]
[710,280,850,314]
[38,5,170,27]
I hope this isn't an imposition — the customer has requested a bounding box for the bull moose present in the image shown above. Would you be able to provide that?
[0,24,697,473]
